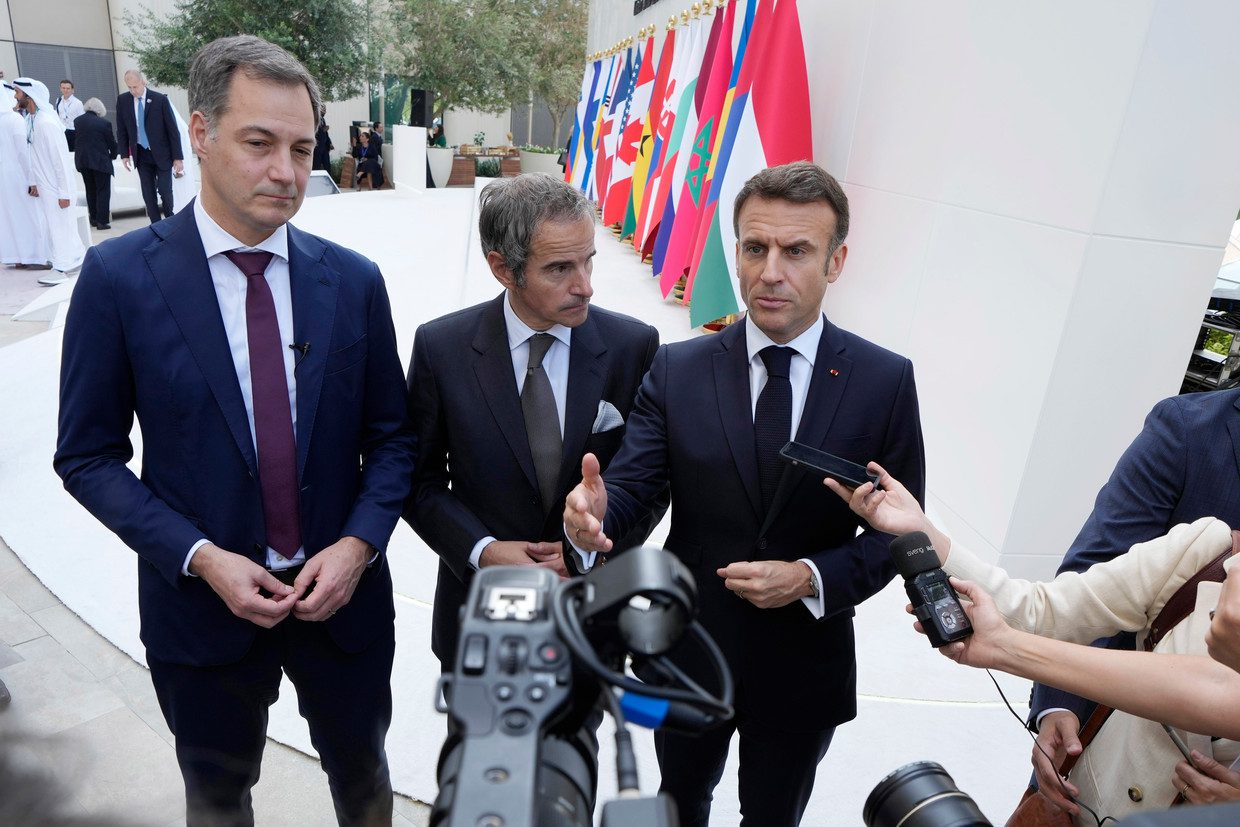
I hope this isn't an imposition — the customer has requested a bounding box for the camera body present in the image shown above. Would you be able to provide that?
[431,565,596,827]
[431,546,719,827]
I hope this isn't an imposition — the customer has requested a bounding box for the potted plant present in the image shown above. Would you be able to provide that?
[519,144,562,177]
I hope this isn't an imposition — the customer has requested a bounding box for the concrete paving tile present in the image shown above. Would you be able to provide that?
[251,740,340,826]
[0,647,125,737]
[11,631,63,662]
[25,706,183,825]
[394,794,430,826]
[0,589,46,646]
[101,661,173,746]
[31,603,136,680]
[0,639,22,669]
[0,558,61,614]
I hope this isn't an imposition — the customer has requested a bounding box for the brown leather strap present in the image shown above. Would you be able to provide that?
[1061,701,1113,775]
[1144,531,1236,652]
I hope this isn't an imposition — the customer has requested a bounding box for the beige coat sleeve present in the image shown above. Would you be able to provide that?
[943,516,1231,645]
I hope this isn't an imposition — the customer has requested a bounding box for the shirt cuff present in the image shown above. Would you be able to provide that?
[470,536,497,570]
[183,538,211,577]
[798,558,825,619]
[564,524,598,572]
[1035,707,1073,731]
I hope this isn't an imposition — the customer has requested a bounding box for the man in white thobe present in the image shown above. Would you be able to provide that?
[0,84,48,268]
[8,77,84,283]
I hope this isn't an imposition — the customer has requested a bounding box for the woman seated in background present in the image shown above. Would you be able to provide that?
[354,130,384,190]
[827,465,1240,824]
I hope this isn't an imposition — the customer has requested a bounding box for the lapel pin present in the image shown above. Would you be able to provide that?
[829,368,839,376]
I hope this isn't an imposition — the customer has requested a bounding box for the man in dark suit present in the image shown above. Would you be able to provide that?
[73,97,117,229]
[1027,386,1240,815]
[55,36,412,825]
[566,161,926,827]
[406,173,664,671]
[115,68,184,222]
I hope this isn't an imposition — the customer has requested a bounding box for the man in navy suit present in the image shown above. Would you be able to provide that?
[406,173,663,672]
[566,161,926,826]
[1027,386,1240,815]
[116,69,184,222]
[56,36,412,825]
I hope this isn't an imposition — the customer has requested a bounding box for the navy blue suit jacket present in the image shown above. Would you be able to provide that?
[54,204,414,666]
[601,317,925,731]
[72,112,117,175]
[115,88,183,170]
[1031,387,1240,721]
[406,295,664,664]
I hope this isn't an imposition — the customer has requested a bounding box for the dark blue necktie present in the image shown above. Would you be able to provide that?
[755,346,793,512]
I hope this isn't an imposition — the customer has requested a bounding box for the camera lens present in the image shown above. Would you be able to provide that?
[863,761,990,827]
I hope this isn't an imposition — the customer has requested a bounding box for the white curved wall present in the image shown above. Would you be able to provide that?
[589,0,1240,575]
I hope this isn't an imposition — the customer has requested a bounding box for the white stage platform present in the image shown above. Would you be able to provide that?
[0,183,1035,823]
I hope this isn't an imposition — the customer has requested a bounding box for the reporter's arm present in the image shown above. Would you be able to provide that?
[947,579,1240,740]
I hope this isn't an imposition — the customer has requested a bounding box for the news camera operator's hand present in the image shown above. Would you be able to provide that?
[1207,563,1240,675]
[825,462,952,559]
[1030,711,1083,815]
[564,452,612,553]
[718,560,815,609]
[480,540,568,578]
[1174,750,1240,804]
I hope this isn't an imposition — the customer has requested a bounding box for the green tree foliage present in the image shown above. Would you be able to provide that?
[387,0,527,117]
[123,0,379,100]
[511,0,589,146]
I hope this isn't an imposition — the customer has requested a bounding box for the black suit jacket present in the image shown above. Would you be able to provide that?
[54,204,414,666]
[73,112,117,174]
[601,317,925,731]
[115,88,183,170]
[406,295,665,663]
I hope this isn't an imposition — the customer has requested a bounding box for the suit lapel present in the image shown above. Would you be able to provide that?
[714,323,763,520]
[145,206,258,476]
[473,296,540,494]
[1229,396,1240,491]
[287,225,339,478]
[758,317,853,537]
[557,315,607,506]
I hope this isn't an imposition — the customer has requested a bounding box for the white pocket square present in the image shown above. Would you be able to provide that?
[592,400,624,433]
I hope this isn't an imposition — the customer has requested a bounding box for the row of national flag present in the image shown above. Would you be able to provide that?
[565,0,813,328]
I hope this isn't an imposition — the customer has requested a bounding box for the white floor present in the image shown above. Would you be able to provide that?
[0,183,1036,824]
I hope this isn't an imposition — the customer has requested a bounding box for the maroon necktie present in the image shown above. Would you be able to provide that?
[225,250,302,559]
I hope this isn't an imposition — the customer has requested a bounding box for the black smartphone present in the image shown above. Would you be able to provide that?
[779,441,881,490]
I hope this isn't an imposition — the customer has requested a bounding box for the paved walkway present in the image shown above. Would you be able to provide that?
[0,210,430,826]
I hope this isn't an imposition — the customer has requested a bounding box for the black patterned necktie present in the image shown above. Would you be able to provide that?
[522,333,562,512]
[755,346,793,512]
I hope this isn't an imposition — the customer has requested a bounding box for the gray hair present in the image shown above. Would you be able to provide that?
[83,97,105,117]
[478,174,595,286]
[188,35,321,135]
[123,69,144,83]
[733,161,850,253]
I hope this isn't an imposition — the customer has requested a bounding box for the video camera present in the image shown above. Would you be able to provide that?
[429,545,734,827]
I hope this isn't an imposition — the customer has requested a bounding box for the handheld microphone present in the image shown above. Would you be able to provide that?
[889,531,972,648]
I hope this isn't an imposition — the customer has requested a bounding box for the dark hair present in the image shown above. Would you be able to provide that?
[732,161,850,252]
[188,35,321,134]
[60,79,72,88]
[478,174,595,286]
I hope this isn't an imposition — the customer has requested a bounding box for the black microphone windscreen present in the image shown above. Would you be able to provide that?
[888,531,941,579]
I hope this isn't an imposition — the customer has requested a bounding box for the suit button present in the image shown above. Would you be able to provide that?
[757,539,768,551]
[1127,786,1143,802]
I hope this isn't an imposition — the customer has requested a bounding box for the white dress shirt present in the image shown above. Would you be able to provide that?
[743,313,826,619]
[56,94,84,130]
[468,294,574,569]
[183,198,304,574]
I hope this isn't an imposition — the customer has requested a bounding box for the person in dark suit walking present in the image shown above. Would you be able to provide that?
[566,161,926,827]
[55,36,413,825]
[1026,385,1240,815]
[406,173,665,671]
[73,98,117,229]
[115,69,184,222]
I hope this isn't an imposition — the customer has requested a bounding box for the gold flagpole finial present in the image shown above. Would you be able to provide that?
[667,16,676,30]
[703,0,715,13]
[691,3,701,19]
